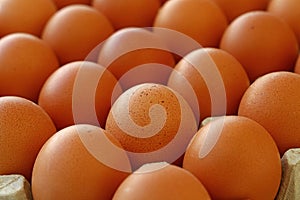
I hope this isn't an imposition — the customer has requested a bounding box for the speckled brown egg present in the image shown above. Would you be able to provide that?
[105,83,198,169]
[0,96,56,181]
[238,71,300,155]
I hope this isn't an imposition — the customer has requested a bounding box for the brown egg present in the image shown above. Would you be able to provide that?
[0,0,57,37]
[268,0,300,46]
[0,33,59,102]
[105,83,198,170]
[32,124,131,200]
[238,71,300,155]
[38,61,122,130]
[97,27,175,90]
[92,0,160,29]
[52,0,91,9]
[294,54,300,73]
[154,0,228,47]
[113,162,211,200]
[42,4,114,64]
[211,0,270,22]
[168,48,250,122]
[0,96,56,181]
[220,11,299,82]
[183,116,281,199]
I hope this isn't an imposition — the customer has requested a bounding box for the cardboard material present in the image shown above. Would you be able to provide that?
[276,148,300,200]
[0,175,32,200]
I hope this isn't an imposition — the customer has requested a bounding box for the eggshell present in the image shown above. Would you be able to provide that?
[183,115,281,199]
[154,0,228,47]
[268,0,300,46]
[113,162,211,200]
[0,0,57,37]
[32,124,131,200]
[220,11,299,82]
[97,27,175,90]
[38,61,122,130]
[294,54,300,73]
[42,4,114,64]
[0,33,59,102]
[92,0,160,29]
[238,71,300,155]
[0,96,56,181]
[168,48,250,122]
[52,0,91,9]
[105,83,198,169]
[211,0,270,22]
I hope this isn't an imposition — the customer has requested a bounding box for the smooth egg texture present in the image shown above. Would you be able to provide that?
[154,0,228,47]
[113,162,211,200]
[97,27,175,90]
[220,11,299,82]
[0,33,59,102]
[0,0,57,37]
[92,0,160,29]
[32,124,130,200]
[168,48,250,122]
[211,0,270,22]
[183,115,281,199]
[42,4,114,64]
[38,61,122,130]
[268,0,300,46]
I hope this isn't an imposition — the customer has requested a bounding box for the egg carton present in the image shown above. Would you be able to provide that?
[0,174,32,200]
[276,148,300,199]
[0,148,299,199]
